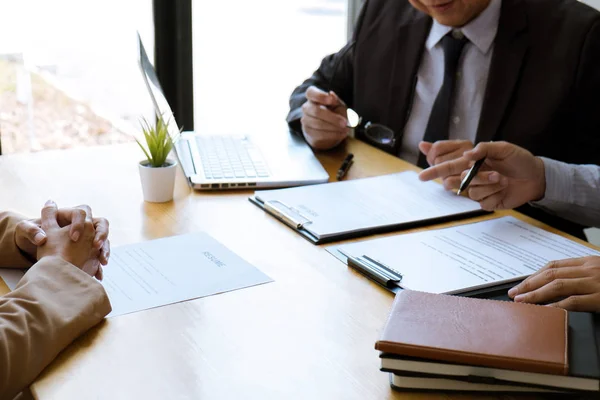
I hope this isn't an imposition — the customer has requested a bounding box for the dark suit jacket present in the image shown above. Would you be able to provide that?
[287,0,600,239]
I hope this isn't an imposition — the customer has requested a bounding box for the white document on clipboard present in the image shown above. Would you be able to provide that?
[335,216,600,294]
[252,171,483,243]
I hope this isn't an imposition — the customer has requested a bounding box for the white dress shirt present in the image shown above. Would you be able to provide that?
[532,158,600,228]
[399,0,502,165]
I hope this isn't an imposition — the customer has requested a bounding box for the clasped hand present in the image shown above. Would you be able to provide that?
[15,201,110,280]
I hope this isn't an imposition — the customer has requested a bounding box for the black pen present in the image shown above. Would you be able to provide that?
[457,157,486,196]
[337,153,354,180]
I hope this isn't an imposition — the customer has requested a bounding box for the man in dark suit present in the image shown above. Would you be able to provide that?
[287,0,600,238]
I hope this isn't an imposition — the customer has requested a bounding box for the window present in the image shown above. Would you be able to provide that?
[192,0,347,136]
[0,0,154,154]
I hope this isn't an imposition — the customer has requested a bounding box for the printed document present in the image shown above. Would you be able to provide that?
[333,216,600,294]
[102,233,272,317]
[0,269,25,290]
[255,171,481,240]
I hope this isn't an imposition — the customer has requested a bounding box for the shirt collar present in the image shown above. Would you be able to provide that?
[425,0,502,55]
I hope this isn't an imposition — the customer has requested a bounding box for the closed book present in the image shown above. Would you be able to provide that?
[388,373,563,393]
[375,290,568,376]
[380,311,600,392]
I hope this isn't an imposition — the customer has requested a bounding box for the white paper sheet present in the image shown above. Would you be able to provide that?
[102,233,272,317]
[0,269,25,290]
[334,216,600,294]
[255,171,481,239]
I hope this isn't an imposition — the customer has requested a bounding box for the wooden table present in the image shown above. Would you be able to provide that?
[0,138,591,400]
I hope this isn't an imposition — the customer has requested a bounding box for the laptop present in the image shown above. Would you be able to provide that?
[136,34,329,190]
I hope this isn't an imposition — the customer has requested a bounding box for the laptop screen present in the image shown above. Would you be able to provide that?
[137,33,182,138]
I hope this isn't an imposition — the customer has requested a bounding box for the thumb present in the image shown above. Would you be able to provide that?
[327,90,345,107]
[306,86,335,106]
[20,220,47,245]
[41,200,59,230]
[419,141,433,155]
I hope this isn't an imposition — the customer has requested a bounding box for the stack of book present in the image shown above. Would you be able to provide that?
[375,290,600,393]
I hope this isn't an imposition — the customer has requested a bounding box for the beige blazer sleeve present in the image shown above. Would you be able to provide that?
[0,212,36,269]
[0,213,112,400]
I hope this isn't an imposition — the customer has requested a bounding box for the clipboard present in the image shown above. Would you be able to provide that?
[248,195,489,245]
[248,197,321,243]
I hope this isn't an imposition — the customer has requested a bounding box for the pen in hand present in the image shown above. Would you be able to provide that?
[337,153,354,181]
[457,157,486,196]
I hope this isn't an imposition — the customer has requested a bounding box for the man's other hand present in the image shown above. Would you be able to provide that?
[301,86,349,150]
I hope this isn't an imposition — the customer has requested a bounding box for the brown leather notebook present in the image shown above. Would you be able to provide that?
[375,290,568,375]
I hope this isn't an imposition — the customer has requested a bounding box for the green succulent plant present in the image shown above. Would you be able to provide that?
[136,115,176,168]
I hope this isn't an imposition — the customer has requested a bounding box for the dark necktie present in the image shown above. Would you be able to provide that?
[417,31,469,169]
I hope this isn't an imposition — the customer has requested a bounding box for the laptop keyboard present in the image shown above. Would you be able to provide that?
[195,135,270,179]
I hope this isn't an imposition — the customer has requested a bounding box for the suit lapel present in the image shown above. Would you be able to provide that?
[388,12,431,150]
[476,0,529,143]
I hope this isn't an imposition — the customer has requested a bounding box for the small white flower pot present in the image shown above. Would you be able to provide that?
[138,159,177,203]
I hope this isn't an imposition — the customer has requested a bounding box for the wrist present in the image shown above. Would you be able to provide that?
[532,157,546,201]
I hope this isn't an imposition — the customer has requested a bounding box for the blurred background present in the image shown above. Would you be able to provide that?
[0,0,347,153]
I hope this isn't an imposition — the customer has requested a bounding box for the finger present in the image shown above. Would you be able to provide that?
[95,265,104,281]
[418,141,433,156]
[426,140,472,167]
[512,267,589,298]
[328,90,346,108]
[56,205,93,226]
[463,141,514,163]
[514,278,592,305]
[301,117,348,139]
[462,171,502,186]
[68,208,88,242]
[75,204,93,221]
[93,218,109,250]
[442,176,462,191]
[17,220,47,245]
[478,191,506,211]
[432,150,466,166]
[305,86,338,107]
[302,102,347,129]
[419,158,469,181]
[100,240,111,265]
[468,182,508,201]
[528,258,588,280]
[548,294,600,312]
[508,258,588,297]
[40,200,59,230]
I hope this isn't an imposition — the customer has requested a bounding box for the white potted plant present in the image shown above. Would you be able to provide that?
[136,115,178,203]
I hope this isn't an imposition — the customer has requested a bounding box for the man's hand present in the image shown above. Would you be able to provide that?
[418,140,474,190]
[419,141,546,211]
[509,256,600,312]
[301,86,349,150]
[37,201,102,278]
[460,142,545,210]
